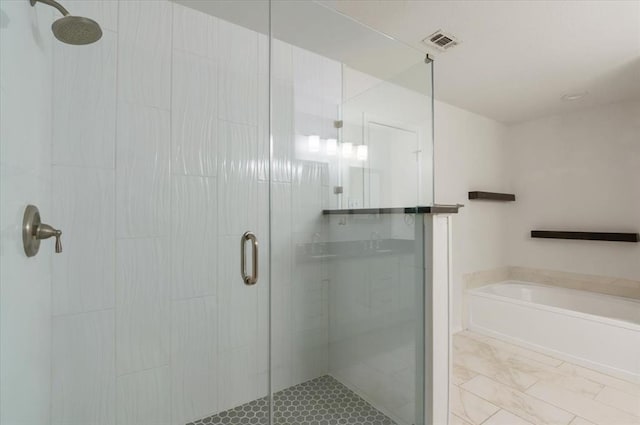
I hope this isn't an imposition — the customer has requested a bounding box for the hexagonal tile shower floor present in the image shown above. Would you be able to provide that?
[188,375,397,425]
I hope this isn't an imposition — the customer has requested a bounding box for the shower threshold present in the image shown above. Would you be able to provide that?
[188,375,397,425]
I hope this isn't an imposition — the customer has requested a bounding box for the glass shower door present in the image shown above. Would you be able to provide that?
[0,1,271,424]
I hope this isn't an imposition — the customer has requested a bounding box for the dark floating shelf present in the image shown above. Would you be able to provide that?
[322,205,461,215]
[469,191,516,201]
[531,231,640,243]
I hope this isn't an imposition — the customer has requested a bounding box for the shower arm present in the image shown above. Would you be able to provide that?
[30,0,70,17]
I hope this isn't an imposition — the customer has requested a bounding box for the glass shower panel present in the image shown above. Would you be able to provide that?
[341,61,435,209]
[270,2,434,424]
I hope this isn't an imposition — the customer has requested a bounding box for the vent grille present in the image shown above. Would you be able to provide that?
[423,30,460,51]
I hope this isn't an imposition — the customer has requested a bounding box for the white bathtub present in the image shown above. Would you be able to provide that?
[468,281,640,382]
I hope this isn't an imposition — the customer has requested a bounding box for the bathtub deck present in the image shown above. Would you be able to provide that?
[451,331,640,425]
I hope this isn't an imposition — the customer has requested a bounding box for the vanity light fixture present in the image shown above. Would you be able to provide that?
[356,145,368,161]
[308,135,320,153]
[341,142,353,158]
[326,139,337,156]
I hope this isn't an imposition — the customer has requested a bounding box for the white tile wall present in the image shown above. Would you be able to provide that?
[118,0,172,109]
[171,175,218,299]
[217,121,259,235]
[117,366,171,425]
[52,310,116,425]
[116,102,170,238]
[52,166,115,315]
[116,237,170,375]
[172,3,217,58]
[171,49,218,177]
[53,30,117,168]
[171,296,218,424]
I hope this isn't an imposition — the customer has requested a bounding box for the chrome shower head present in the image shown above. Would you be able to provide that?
[30,0,102,45]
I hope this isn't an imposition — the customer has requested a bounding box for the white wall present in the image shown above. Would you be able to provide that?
[434,101,510,332]
[0,2,53,424]
[506,100,640,281]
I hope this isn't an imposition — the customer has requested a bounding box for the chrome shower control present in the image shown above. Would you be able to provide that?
[23,204,63,257]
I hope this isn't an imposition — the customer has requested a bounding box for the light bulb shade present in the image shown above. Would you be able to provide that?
[356,145,368,161]
[326,138,337,155]
[308,135,320,153]
[341,142,353,158]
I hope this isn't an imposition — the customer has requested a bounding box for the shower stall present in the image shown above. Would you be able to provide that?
[0,0,456,424]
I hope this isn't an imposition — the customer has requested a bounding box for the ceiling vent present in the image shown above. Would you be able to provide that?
[422,30,460,51]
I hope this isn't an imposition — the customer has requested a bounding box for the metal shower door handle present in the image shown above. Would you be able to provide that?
[240,231,258,285]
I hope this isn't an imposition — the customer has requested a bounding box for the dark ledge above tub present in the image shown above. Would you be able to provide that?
[322,205,462,215]
[531,230,640,243]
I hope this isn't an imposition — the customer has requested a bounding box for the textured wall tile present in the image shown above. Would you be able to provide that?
[270,182,293,287]
[217,121,258,235]
[272,39,293,82]
[118,0,171,109]
[52,310,115,425]
[217,19,258,125]
[52,166,115,315]
[116,238,170,375]
[171,296,218,424]
[269,79,294,183]
[116,366,170,425]
[171,175,217,299]
[292,162,324,234]
[171,49,217,177]
[218,18,257,72]
[116,102,170,238]
[218,67,258,126]
[172,3,217,58]
[217,345,266,413]
[53,30,116,168]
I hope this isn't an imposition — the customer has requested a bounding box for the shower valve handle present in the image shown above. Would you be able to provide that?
[22,204,62,257]
[36,223,63,253]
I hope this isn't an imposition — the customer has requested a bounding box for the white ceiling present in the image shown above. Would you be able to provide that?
[321,0,640,123]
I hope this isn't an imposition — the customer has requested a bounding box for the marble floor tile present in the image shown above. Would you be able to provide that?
[527,381,640,425]
[497,355,603,398]
[450,413,473,425]
[483,409,536,425]
[451,386,500,425]
[453,338,539,391]
[461,375,574,425]
[557,363,640,396]
[569,417,597,425]
[450,384,500,424]
[452,332,639,425]
[458,331,563,367]
[452,364,477,386]
[595,386,640,416]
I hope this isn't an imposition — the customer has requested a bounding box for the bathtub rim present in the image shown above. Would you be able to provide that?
[468,280,640,332]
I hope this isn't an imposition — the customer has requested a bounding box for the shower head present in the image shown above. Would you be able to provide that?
[30,0,102,45]
[51,15,102,45]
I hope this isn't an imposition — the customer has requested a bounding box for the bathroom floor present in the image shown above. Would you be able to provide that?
[188,375,396,425]
[451,331,640,425]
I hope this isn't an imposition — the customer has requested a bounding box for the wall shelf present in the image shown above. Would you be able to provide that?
[531,230,640,243]
[322,205,461,215]
[468,191,516,201]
